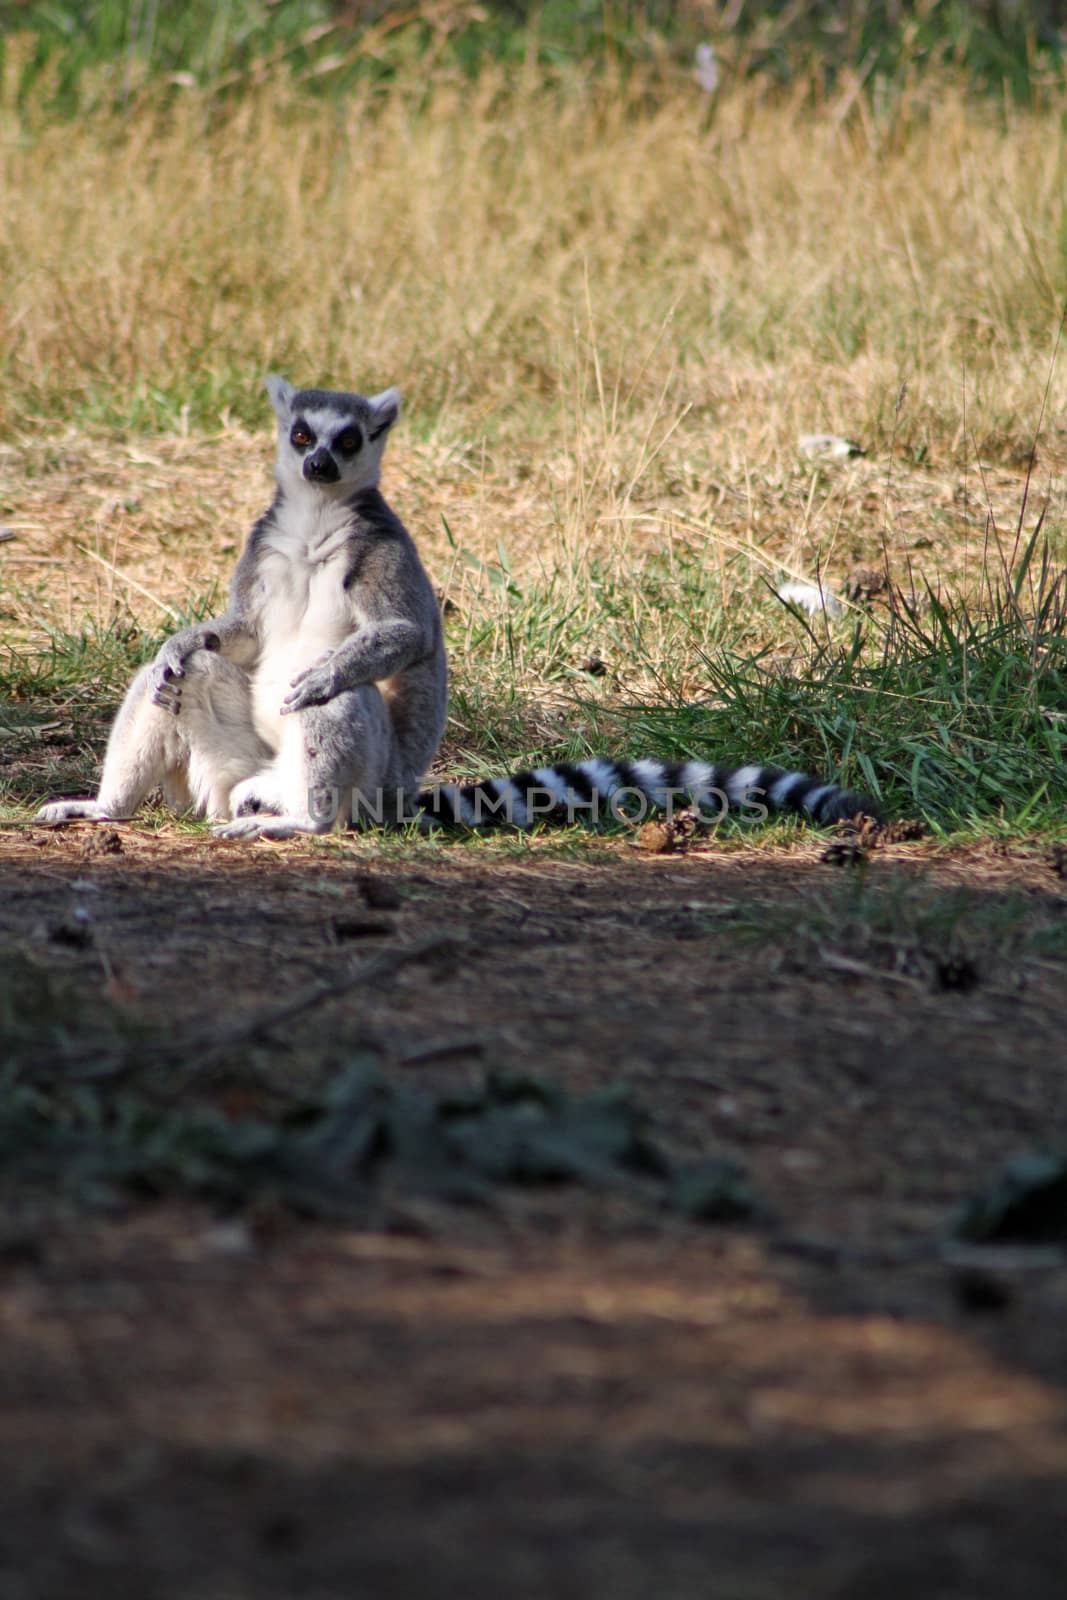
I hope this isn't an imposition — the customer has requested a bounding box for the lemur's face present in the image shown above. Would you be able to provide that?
[264,376,400,497]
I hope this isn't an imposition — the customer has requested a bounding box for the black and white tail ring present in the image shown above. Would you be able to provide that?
[416,756,879,830]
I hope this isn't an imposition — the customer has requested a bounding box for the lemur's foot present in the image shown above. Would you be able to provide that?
[213,813,329,842]
[34,800,109,824]
[213,816,271,841]
[230,776,286,818]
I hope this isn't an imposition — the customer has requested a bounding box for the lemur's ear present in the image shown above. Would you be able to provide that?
[264,374,295,419]
[366,387,401,441]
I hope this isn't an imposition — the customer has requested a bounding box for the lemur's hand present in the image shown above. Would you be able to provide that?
[149,629,219,714]
[281,652,338,715]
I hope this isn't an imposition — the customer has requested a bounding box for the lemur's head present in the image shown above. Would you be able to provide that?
[264,375,401,499]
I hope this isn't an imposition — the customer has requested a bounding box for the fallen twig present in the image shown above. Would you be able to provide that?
[68,935,453,1085]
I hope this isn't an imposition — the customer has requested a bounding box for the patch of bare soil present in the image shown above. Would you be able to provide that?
[2,826,1067,1598]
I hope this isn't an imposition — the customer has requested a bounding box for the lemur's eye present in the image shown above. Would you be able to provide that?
[334,428,362,456]
[290,422,314,450]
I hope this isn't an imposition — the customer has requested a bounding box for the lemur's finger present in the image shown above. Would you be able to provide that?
[213,818,264,840]
[152,684,182,713]
[282,680,318,706]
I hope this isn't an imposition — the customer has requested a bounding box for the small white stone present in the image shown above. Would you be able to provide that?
[775,579,842,618]
[798,433,865,459]
[694,43,720,94]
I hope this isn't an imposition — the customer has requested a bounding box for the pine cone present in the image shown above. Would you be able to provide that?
[633,807,703,854]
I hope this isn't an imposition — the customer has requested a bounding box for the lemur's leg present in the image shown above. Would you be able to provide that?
[227,723,297,821]
[381,656,449,819]
[35,650,270,824]
[215,685,399,840]
[177,652,274,816]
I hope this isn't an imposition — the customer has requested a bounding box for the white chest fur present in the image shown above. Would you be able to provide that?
[250,507,362,747]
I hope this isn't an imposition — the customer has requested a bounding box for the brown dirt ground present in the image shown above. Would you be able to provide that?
[2,825,1067,1598]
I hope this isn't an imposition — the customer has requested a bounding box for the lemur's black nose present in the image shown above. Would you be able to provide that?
[304,448,339,483]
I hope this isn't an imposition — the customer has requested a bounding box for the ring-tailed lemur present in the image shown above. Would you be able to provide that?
[35,376,878,838]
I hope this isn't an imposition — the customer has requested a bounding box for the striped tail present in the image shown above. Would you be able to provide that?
[415,757,879,830]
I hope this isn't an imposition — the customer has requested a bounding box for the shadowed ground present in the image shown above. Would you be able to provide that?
[2,826,1067,1597]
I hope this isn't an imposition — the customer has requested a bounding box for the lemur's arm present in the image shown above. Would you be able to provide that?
[280,617,430,716]
[150,535,264,712]
[149,611,259,713]
[279,521,440,716]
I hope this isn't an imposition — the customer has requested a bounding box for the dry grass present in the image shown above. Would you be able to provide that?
[3,61,1066,534]
[3,58,1067,435]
